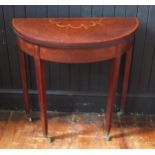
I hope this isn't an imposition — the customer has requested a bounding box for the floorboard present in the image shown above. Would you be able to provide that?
[0,111,155,148]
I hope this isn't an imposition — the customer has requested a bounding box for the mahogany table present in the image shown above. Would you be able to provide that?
[12,17,139,141]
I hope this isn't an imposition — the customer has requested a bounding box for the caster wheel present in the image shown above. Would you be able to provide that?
[47,137,52,142]
[105,132,111,141]
[117,111,124,116]
[44,135,53,142]
[27,117,33,122]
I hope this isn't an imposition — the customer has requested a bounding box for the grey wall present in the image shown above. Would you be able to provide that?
[0,5,155,114]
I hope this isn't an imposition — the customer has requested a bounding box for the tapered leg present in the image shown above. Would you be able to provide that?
[34,56,48,137]
[105,55,121,141]
[119,45,133,114]
[18,50,32,122]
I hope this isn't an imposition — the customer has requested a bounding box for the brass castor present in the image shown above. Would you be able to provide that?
[117,110,124,116]
[47,137,52,142]
[26,115,33,122]
[105,131,111,141]
[44,135,53,142]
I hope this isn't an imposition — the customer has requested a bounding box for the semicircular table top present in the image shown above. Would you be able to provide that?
[12,17,139,48]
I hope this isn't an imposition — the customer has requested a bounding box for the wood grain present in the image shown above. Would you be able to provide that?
[13,17,138,138]
[0,111,155,148]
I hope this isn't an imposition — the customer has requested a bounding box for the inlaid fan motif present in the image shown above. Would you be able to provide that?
[49,19,103,30]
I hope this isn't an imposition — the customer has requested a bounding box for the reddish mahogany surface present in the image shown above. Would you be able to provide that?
[12,18,139,48]
[13,17,139,141]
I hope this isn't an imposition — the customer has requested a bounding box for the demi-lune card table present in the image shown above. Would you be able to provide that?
[12,17,139,141]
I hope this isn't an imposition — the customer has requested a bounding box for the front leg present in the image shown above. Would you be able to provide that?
[34,46,50,141]
[105,55,121,141]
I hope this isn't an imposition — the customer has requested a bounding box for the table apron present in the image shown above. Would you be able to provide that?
[17,37,133,63]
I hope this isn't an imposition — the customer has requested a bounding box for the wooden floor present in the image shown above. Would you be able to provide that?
[0,111,155,149]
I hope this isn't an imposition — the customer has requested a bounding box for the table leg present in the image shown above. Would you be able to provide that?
[34,56,48,139]
[18,50,32,122]
[105,55,121,141]
[118,45,133,115]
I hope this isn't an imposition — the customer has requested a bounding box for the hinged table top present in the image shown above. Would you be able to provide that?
[12,17,139,48]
